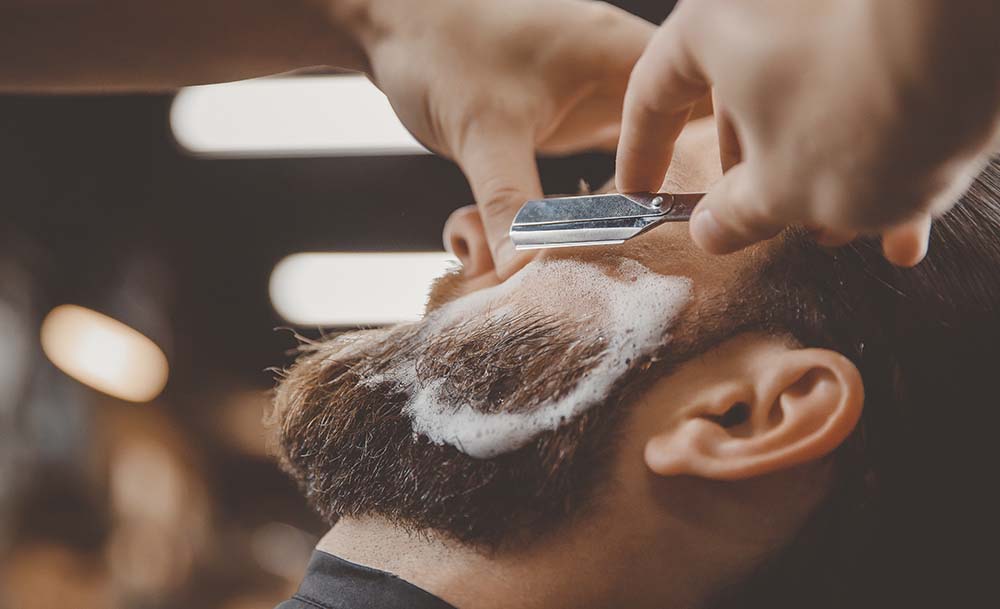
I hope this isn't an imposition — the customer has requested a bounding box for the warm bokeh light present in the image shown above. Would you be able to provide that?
[169,75,429,157]
[39,305,169,403]
[250,522,316,581]
[269,252,458,326]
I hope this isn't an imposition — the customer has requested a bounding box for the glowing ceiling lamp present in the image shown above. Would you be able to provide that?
[40,304,169,403]
[169,75,429,157]
[269,252,457,326]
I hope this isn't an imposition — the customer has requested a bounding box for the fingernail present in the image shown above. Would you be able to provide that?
[690,208,725,252]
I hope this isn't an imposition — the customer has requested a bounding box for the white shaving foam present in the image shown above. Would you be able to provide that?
[373,259,692,458]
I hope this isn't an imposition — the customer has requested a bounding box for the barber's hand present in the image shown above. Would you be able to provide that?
[617,0,1000,266]
[348,0,653,277]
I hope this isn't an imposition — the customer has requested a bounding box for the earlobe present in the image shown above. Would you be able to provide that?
[645,343,864,481]
[443,205,495,278]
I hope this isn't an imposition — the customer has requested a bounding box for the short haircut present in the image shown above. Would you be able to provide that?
[273,158,1000,607]
[720,157,1000,609]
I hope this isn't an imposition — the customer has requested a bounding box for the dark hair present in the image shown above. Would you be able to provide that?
[274,158,1000,604]
[715,156,1000,608]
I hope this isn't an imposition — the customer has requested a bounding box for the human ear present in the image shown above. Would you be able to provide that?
[443,205,495,278]
[644,340,863,480]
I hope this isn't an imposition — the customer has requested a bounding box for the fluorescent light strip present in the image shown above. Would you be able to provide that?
[269,252,458,326]
[170,75,429,158]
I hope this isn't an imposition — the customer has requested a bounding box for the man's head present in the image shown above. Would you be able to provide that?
[273,120,1000,607]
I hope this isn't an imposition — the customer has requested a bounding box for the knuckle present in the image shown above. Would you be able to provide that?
[727,202,781,240]
[477,181,523,222]
[811,172,917,230]
[628,92,667,121]
[586,1,620,26]
[721,174,784,239]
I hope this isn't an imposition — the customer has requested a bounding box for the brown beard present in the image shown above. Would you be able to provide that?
[268,287,673,547]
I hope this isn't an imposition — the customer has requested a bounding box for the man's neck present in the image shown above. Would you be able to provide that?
[317,514,736,609]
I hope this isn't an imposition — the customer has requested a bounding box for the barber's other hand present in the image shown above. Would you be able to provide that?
[338,0,653,277]
[616,0,1000,266]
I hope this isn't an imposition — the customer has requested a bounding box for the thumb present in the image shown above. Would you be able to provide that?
[689,162,789,255]
[456,125,541,278]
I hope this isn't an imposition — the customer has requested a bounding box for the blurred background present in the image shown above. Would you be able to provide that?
[0,2,672,607]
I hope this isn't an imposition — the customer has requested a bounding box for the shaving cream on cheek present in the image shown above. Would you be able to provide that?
[378,259,692,458]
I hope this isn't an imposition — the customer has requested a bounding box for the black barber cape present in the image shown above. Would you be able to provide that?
[276,551,458,609]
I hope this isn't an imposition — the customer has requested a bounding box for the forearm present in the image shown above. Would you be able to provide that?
[0,0,372,92]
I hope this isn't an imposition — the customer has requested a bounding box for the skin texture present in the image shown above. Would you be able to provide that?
[4,1,996,272]
[313,119,865,609]
[0,0,359,90]
[0,0,653,278]
[617,0,1000,267]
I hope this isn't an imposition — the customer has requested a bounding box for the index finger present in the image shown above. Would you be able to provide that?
[456,124,541,279]
[616,19,709,194]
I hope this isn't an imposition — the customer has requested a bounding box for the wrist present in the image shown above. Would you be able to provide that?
[308,0,422,71]
[297,0,387,73]
[331,0,464,68]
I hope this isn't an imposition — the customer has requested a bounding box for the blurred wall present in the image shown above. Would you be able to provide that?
[0,2,676,607]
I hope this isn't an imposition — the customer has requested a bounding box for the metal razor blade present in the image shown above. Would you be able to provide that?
[509,191,705,250]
